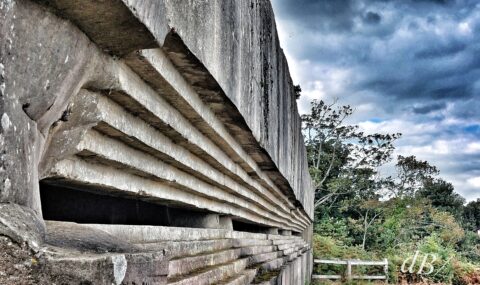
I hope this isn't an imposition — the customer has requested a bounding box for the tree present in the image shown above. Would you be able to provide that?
[293,84,302,99]
[357,199,383,250]
[301,99,401,209]
[385,155,439,198]
[417,179,465,220]
[463,199,480,231]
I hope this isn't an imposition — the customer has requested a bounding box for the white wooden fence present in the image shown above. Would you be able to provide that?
[312,258,389,282]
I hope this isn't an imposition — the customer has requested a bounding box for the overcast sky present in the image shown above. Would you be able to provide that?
[271,0,480,202]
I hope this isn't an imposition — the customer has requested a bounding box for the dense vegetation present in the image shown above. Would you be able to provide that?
[302,100,480,284]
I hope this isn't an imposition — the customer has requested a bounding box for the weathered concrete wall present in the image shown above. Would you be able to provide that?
[0,0,313,219]
[276,248,313,285]
[1,0,313,220]
[0,0,314,283]
[161,0,313,218]
[0,0,120,214]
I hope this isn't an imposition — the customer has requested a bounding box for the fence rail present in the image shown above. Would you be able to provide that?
[312,258,389,282]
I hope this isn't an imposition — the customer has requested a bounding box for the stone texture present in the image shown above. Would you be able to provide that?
[0,0,114,215]
[167,258,248,285]
[0,218,310,284]
[36,0,163,56]
[44,221,139,254]
[168,248,240,278]
[0,203,45,250]
[42,251,168,285]
[137,239,234,259]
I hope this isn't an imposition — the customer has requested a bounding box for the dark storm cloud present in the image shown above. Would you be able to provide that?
[421,0,451,4]
[363,11,382,25]
[273,0,480,103]
[272,0,480,200]
[431,85,472,99]
[414,42,467,59]
[412,102,447,114]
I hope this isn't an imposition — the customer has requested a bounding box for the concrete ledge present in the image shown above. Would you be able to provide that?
[137,239,234,259]
[36,0,164,55]
[76,128,301,229]
[44,251,168,285]
[239,245,276,256]
[85,224,242,243]
[219,269,257,285]
[167,258,248,285]
[123,49,301,220]
[104,64,310,225]
[168,249,239,278]
[91,93,299,224]
[72,224,307,246]
[232,239,272,248]
[260,257,286,271]
[248,251,282,266]
[47,157,302,232]
[45,221,138,254]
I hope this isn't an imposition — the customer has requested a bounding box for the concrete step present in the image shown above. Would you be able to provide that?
[272,239,298,246]
[301,244,311,253]
[267,234,302,240]
[168,248,240,278]
[44,251,168,285]
[248,251,283,266]
[213,269,257,285]
[239,245,276,256]
[42,221,169,284]
[136,239,234,259]
[232,238,272,248]
[273,240,307,256]
[167,258,248,285]
[250,270,281,285]
[285,251,299,262]
[85,224,229,243]
[86,224,294,243]
[281,246,297,256]
[294,243,309,255]
[260,257,286,271]
[231,231,269,240]
[276,242,298,251]
[45,221,139,254]
[277,242,305,250]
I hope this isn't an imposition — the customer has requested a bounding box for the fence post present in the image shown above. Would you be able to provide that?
[384,258,389,284]
[346,260,352,281]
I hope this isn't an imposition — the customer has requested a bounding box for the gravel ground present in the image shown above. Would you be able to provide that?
[0,235,80,284]
[0,235,47,284]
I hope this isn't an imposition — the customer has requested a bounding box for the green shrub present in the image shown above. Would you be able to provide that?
[457,231,480,263]
[314,217,353,246]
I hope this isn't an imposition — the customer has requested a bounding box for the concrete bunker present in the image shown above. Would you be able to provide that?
[1,0,314,283]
